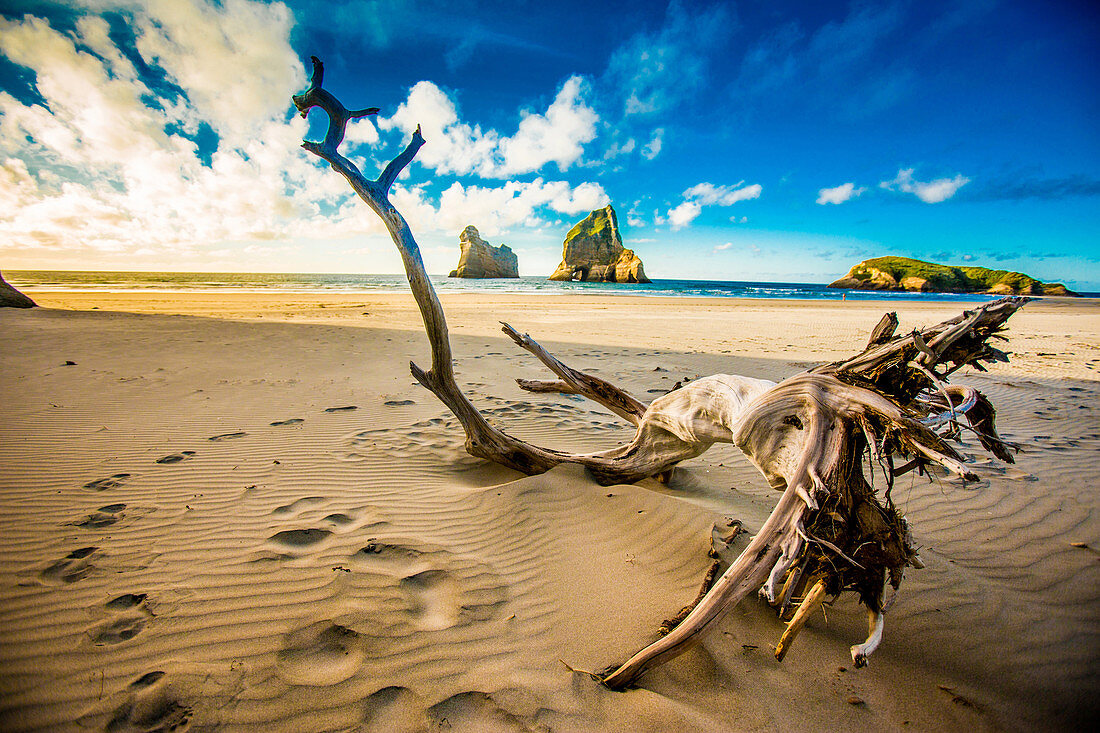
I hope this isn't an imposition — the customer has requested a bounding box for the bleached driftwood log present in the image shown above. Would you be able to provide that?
[293,59,1024,690]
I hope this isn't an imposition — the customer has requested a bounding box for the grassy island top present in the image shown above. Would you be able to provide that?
[832,256,1074,295]
[564,205,620,244]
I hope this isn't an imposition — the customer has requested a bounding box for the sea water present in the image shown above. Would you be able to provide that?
[5,271,1014,302]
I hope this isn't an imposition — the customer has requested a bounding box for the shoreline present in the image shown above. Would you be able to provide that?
[24,290,1100,381]
[12,270,1096,303]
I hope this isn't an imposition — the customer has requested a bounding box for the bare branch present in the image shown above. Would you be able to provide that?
[866,311,899,348]
[516,379,577,394]
[502,322,649,425]
[774,578,827,661]
[377,125,424,193]
[602,487,806,687]
[292,56,379,161]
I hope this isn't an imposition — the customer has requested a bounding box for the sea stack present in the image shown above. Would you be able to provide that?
[549,204,649,283]
[448,226,520,278]
[0,271,35,308]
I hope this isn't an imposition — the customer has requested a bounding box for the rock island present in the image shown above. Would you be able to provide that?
[548,204,649,283]
[448,225,520,279]
[829,256,1075,296]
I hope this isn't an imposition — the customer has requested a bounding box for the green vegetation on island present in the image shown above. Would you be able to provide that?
[829,256,1076,296]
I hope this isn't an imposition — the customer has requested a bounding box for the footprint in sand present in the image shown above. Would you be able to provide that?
[207,431,247,441]
[350,541,430,575]
[83,473,131,491]
[92,616,146,645]
[270,418,304,426]
[428,691,537,732]
[39,547,99,584]
[275,621,366,686]
[90,592,153,646]
[155,451,196,464]
[360,687,429,732]
[324,405,358,413]
[105,592,148,611]
[384,400,416,406]
[268,528,333,548]
[351,540,508,631]
[104,671,192,732]
[68,503,126,529]
[400,570,463,631]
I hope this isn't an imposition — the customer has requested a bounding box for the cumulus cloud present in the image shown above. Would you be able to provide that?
[435,178,609,234]
[666,200,703,229]
[0,2,337,262]
[713,241,733,253]
[378,76,597,178]
[498,77,598,175]
[665,181,762,230]
[129,0,305,143]
[0,1,609,266]
[880,168,969,203]
[816,182,866,205]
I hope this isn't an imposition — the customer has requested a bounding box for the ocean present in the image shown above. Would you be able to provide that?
[5,271,1019,302]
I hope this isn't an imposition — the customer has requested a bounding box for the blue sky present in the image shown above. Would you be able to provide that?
[1,1,1097,287]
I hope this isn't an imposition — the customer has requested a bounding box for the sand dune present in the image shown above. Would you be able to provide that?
[1,296,1097,731]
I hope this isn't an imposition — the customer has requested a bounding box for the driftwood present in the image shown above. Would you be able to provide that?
[293,59,1025,690]
[0,271,35,308]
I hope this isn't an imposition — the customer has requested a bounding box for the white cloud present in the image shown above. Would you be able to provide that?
[601,137,636,162]
[498,77,597,175]
[378,76,597,178]
[435,178,609,234]
[641,128,664,160]
[0,158,40,217]
[0,3,337,262]
[816,182,866,204]
[880,168,969,203]
[667,200,703,229]
[665,181,762,229]
[0,2,610,268]
[713,241,733,253]
[683,182,763,206]
[343,117,380,147]
[377,80,501,177]
[129,0,304,143]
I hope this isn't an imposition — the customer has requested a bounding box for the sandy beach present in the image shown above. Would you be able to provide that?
[1,291,1097,732]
